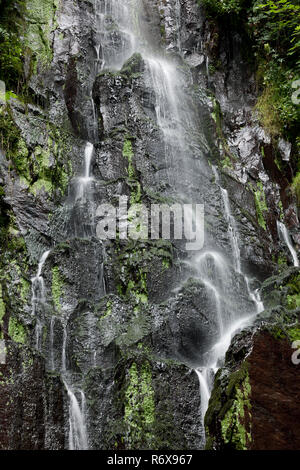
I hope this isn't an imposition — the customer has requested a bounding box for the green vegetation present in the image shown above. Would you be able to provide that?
[0,0,58,94]
[292,172,300,206]
[285,272,300,310]
[205,362,252,450]
[199,0,246,15]
[51,266,64,313]
[200,0,300,187]
[253,182,268,230]
[115,239,172,311]
[0,110,72,197]
[124,361,155,448]
[221,372,252,450]
[8,316,26,343]
[0,0,26,91]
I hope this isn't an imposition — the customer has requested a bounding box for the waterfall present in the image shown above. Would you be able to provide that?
[193,166,264,429]
[31,250,50,350]
[64,380,88,451]
[93,0,265,445]
[94,0,137,70]
[277,221,299,267]
[75,142,94,202]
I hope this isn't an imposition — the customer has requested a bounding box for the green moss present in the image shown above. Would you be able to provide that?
[0,108,71,197]
[221,373,252,450]
[30,178,53,195]
[253,182,268,230]
[120,53,143,78]
[100,300,112,319]
[205,362,252,450]
[292,172,300,207]
[286,273,300,310]
[20,277,30,303]
[25,0,58,68]
[200,0,245,16]
[124,361,155,448]
[8,317,26,344]
[51,266,64,313]
[211,98,234,166]
[287,326,300,342]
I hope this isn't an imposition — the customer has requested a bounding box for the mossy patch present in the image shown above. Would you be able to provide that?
[8,317,26,344]
[124,361,155,449]
[51,266,64,313]
[252,182,268,230]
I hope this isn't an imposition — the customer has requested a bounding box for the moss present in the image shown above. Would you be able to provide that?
[99,300,112,320]
[51,266,64,313]
[285,273,300,310]
[25,0,58,69]
[120,53,143,78]
[30,178,53,195]
[287,326,300,342]
[292,172,300,207]
[0,107,71,197]
[20,277,30,303]
[8,317,26,344]
[256,84,282,136]
[253,182,268,230]
[221,372,252,450]
[124,361,155,448]
[123,139,134,175]
[211,98,234,165]
[205,362,252,450]
[200,0,245,16]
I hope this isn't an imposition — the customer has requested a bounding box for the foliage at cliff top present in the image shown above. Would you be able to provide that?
[0,0,57,93]
[201,0,300,158]
[0,0,26,90]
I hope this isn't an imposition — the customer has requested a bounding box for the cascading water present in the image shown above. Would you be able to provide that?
[31,250,50,350]
[91,0,265,446]
[64,380,89,450]
[195,167,264,436]
[277,221,299,267]
[28,0,267,449]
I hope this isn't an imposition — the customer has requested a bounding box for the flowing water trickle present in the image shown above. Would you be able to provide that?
[75,141,94,202]
[31,250,50,350]
[194,166,264,431]
[50,317,55,371]
[277,221,299,267]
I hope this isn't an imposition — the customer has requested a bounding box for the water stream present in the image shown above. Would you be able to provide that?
[31,250,50,350]
[91,0,265,445]
[277,221,299,267]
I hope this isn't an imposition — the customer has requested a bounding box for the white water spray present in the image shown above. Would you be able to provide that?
[277,221,299,267]
[64,380,88,450]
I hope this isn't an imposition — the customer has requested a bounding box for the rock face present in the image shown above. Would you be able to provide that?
[0,0,299,451]
[205,268,300,450]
